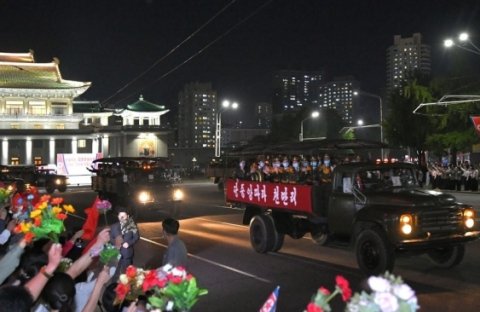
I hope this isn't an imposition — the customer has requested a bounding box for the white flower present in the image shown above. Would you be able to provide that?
[374,292,399,312]
[119,274,129,285]
[171,267,186,278]
[165,300,174,311]
[393,283,415,301]
[368,276,391,292]
[162,264,173,272]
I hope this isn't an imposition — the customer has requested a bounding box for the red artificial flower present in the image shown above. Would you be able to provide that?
[143,270,166,292]
[186,274,194,281]
[126,265,137,279]
[34,202,41,210]
[33,218,42,227]
[335,275,352,302]
[55,213,67,220]
[14,224,22,234]
[319,287,330,296]
[40,195,51,202]
[115,283,131,301]
[167,272,184,284]
[51,197,63,205]
[307,303,323,312]
[25,232,35,243]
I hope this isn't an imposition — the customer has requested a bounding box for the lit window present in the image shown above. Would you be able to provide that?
[34,157,42,165]
[11,157,19,165]
[34,124,43,129]
[77,139,86,148]
[11,124,20,129]
[56,124,65,129]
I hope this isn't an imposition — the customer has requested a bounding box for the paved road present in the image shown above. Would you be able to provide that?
[59,182,480,312]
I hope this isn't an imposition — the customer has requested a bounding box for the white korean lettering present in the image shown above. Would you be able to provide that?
[233,181,239,198]
[289,187,297,206]
[254,184,261,201]
[261,184,267,202]
[273,185,280,204]
[281,187,289,205]
[240,184,245,199]
[247,184,253,200]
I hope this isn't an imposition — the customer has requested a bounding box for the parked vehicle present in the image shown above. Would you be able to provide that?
[0,164,69,194]
[224,139,480,275]
[90,157,184,219]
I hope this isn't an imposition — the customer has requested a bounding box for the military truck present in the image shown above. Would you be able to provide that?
[91,157,184,219]
[224,139,480,275]
[0,165,69,193]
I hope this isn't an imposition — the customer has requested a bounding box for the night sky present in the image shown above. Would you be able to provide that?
[1,0,479,124]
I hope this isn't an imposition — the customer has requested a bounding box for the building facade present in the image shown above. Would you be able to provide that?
[178,82,217,148]
[220,128,270,147]
[254,102,272,129]
[272,70,325,113]
[319,76,360,125]
[386,33,431,94]
[0,51,171,167]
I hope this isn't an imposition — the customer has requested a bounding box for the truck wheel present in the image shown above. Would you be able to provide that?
[356,228,395,276]
[268,216,285,252]
[427,245,465,269]
[46,184,55,194]
[311,231,329,246]
[250,215,275,253]
[58,185,67,193]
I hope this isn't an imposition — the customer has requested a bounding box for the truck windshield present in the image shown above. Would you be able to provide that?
[358,167,419,191]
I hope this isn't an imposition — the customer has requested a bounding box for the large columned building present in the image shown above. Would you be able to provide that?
[0,51,170,167]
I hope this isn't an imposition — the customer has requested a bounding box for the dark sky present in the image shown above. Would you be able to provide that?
[1,0,479,122]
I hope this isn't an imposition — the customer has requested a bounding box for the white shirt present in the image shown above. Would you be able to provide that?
[0,229,11,245]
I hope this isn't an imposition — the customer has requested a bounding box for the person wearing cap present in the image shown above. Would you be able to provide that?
[288,156,302,184]
[257,155,270,181]
[280,156,292,183]
[319,154,333,184]
[269,157,283,183]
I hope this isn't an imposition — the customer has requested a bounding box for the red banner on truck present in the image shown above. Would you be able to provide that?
[225,179,313,213]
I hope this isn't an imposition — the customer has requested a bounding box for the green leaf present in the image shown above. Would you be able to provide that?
[148,296,164,308]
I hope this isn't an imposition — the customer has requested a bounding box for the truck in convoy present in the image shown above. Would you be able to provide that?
[224,139,480,275]
[0,164,69,193]
[90,157,184,219]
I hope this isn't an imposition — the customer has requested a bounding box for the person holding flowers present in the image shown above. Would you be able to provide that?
[110,207,140,273]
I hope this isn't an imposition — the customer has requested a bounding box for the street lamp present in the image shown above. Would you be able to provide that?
[357,120,364,126]
[215,100,238,157]
[300,111,319,141]
[353,91,384,159]
[444,33,480,55]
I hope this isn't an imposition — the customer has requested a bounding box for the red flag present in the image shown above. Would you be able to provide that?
[470,116,480,137]
[82,197,101,240]
[260,286,279,312]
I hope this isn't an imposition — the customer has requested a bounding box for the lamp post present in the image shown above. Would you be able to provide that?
[300,111,319,142]
[354,91,384,159]
[444,33,480,55]
[215,100,238,158]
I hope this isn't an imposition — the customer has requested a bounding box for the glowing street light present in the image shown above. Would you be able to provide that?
[353,91,384,159]
[300,111,319,141]
[215,100,238,157]
[357,120,364,126]
[444,32,480,55]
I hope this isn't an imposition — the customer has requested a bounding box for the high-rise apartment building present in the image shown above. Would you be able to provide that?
[272,70,325,114]
[178,82,217,148]
[254,102,272,128]
[386,33,431,94]
[319,76,360,125]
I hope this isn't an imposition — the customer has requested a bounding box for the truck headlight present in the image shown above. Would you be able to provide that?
[139,192,150,202]
[173,189,183,201]
[464,208,475,229]
[55,179,61,185]
[400,214,413,234]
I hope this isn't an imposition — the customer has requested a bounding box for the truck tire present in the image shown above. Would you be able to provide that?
[250,215,275,253]
[311,231,329,246]
[356,228,395,276]
[58,185,67,193]
[46,184,55,194]
[427,245,465,269]
[268,215,285,252]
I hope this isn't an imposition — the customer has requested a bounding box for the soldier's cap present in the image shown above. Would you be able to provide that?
[324,154,330,159]
[257,155,265,161]
[273,156,280,162]
[310,156,318,161]
[292,156,300,161]
[282,156,289,161]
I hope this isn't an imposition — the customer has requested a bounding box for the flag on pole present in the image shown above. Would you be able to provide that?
[470,116,480,137]
[259,286,280,312]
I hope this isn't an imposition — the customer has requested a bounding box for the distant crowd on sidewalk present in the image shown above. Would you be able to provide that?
[426,161,479,191]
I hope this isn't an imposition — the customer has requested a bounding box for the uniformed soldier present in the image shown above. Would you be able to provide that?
[257,155,270,181]
[319,154,333,184]
[288,156,302,184]
[269,157,283,183]
[306,156,320,185]
[281,156,293,183]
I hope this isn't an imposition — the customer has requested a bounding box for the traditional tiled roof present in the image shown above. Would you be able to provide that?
[0,58,91,90]
[126,95,166,112]
[0,51,35,63]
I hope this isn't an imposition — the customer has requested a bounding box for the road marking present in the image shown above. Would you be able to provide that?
[140,236,271,284]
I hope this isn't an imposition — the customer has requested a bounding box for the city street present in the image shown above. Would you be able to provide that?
[60,181,480,312]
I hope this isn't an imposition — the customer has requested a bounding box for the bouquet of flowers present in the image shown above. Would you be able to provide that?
[96,199,112,225]
[115,264,208,312]
[13,195,75,243]
[99,243,120,265]
[305,272,419,312]
[0,187,10,205]
[56,258,73,272]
